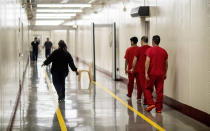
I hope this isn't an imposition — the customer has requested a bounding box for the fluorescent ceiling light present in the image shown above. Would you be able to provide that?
[88,0,96,4]
[36,16,72,19]
[61,0,69,3]
[36,13,76,17]
[37,4,91,8]
[35,20,64,25]
[63,21,75,25]
[36,9,82,13]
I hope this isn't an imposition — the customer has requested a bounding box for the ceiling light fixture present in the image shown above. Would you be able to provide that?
[36,16,72,19]
[36,9,82,13]
[88,0,96,4]
[36,13,76,17]
[35,20,64,25]
[37,4,91,8]
[63,21,75,25]
[61,0,69,3]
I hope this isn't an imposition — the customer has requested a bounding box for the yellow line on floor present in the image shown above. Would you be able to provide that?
[44,70,67,131]
[92,81,166,131]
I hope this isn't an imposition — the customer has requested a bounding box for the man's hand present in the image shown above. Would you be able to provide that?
[130,68,134,73]
[145,73,150,80]
[125,66,129,75]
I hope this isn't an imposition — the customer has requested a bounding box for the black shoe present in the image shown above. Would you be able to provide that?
[126,94,131,100]
[58,98,65,102]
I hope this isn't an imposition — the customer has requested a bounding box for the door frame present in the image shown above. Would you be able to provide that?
[91,22,119,81]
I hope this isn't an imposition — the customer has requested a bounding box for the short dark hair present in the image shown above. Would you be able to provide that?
[34,37,37,39]
[141,36,148,43]
[130,37,138,44]
[152,35,160,45]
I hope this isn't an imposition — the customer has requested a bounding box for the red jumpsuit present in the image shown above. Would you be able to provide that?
[124,46,141,99]
[145,46,168,111]
[135,45,151,104]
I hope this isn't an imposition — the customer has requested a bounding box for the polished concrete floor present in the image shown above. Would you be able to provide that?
[9,58,210,131]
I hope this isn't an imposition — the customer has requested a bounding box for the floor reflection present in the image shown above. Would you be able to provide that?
[126,100,155,131]
[30,63,38,86]
[51,102,72,131]
[24,63,38,130]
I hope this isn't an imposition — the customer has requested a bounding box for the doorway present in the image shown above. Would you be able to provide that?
[92,23,119,81]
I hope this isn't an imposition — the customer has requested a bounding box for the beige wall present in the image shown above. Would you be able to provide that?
[95,27,113,72]
[76,26,114,72]
[71,0,210,113]
[75,25,92,62]
[0,0,29,129]
[51,30,67,48]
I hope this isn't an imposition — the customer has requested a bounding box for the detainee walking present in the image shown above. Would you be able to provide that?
[130,36,151,104]
[42,40,78,101]
[145,35,168,113]
[124,37,141,100]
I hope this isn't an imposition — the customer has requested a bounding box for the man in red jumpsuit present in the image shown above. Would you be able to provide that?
[130,36,151,104]
[145,35,168,113]
[124,37,141,100]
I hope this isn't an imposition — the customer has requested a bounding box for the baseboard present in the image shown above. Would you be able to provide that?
[164,95,210,126]
[75,56,210,127]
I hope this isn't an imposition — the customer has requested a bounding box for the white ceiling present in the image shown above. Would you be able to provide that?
[36,0,91,4]
[30,0,93,26]
[28,0,112,26]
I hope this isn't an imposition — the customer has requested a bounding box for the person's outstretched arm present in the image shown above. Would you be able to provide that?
[42,51,56,66]
[68,53,77,72]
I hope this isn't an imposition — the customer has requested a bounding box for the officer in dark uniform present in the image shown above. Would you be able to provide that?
[31,37,40,61]
[42,40,78,101]
[43,38,53,58]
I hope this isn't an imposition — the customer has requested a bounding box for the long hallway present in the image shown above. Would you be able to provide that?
[10,58,210,131]
[1,0,210,130]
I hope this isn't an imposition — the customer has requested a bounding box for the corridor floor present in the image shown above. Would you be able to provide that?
[11,59,210,131]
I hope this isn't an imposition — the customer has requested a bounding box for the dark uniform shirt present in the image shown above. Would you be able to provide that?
[43,49,77,73]
[31,41,39,51]
[44,41,52,50]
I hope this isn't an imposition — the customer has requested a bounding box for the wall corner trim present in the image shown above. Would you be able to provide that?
[164,95,210,127]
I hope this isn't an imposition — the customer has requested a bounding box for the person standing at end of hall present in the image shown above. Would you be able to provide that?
[42,40,78,102]
[43,37,53,58]
[130,36,151,104]
[124,37,141,100]
[31,37,40,62]
[145,35,168,113]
